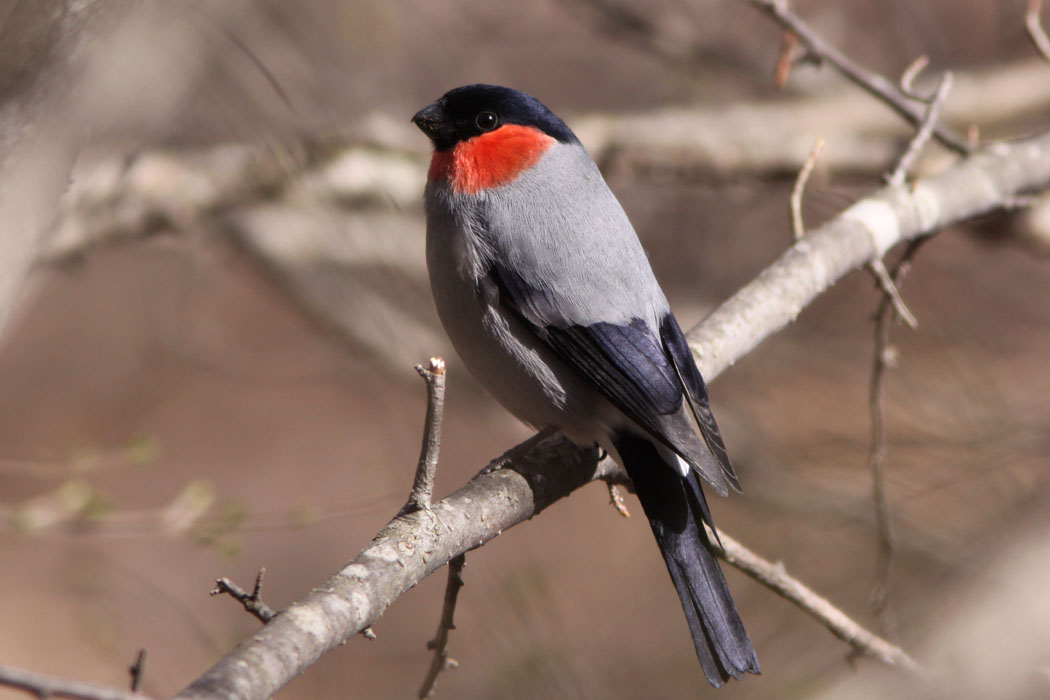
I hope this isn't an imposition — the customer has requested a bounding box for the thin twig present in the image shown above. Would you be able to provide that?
[888,71,954,187]
[712,527,923,673]
[866,241,925,636]
[1027,0,1050,63]
[405,358,447,513]
[898,55,931,101]
[867,281,898,636]
[211,567,275,623]
[0,664,152,700]
[419,555,466,699]
[868,258,918,329]
[743,0,970,155]
[128,650,147,693]
[791,138,825,240]
[218,26,295,113]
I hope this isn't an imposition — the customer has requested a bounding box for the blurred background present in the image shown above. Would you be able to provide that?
[1,0,1049,698]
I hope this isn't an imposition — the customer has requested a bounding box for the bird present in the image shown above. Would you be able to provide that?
[412,84,760,687]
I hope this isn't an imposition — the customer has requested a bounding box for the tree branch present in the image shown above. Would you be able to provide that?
[712,528,922,672]
[404,358,447,513]
[172,129,1050,700]
[0,664,152,700]
[741,0,971,154]
[790,137,824,240]
[211,567,275,624]
[685,130,1050,381]
[1026,0,1050,64]
[418,554,466,699]
[866,243,923,637]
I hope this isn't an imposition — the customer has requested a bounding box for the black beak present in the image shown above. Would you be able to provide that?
[411,101,455,149]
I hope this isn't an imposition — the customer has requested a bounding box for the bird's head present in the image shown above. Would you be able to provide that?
[412,84,578,194]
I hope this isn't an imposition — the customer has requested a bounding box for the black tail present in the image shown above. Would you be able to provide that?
[614,432,760,687]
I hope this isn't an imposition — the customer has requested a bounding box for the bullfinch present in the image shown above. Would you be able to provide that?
[412,84,760,687]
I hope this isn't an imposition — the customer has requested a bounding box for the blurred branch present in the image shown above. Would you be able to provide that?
[173,130,1050,700]
[562,0,725,72]
[791,138,824,240]
[742,0,970,154]
[887,71,954,187]
[1026,0,1050,63]
[45,60,1050,266]
[0,663,152,700]
[127,650,147,694]
[866,243,923,637]
[0,0,253,338]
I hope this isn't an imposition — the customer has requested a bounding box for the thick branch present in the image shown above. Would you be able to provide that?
[175,436,604,700]
[686,130,1050,380]
[173,130,1050,700]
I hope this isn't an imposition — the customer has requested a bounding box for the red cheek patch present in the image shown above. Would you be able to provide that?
[428,125,555,195]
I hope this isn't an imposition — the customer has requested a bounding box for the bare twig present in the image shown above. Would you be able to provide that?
[899,55,931,101]
[1027,0,1050,63]
[791,138,825,240]
[419,555,466,699]
[867,283,898,636]
[743,0,970,155]
[866,241,924,637]
[173,132,1050,700]
[211,567,275,624]
[0,664,152,700]
[868,259,918,330]
[404,358,447,513]
[361,626,377,640]
[888,71,954,187]
[128,650,147,693]
[712,527,923,673]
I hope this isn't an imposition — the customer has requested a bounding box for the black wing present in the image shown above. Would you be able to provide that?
[660,314,740,491]
[492,264,737,491]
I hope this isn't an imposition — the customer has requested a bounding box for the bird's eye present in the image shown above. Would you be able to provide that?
[475,111,498,131]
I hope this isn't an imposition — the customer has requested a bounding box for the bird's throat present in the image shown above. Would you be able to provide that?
[428,125,555,195]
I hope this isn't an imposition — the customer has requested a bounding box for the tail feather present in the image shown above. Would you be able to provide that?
[614,432,760,687]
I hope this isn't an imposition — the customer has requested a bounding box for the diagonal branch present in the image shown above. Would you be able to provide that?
[713,528,921,672]
[742,0,971,154]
